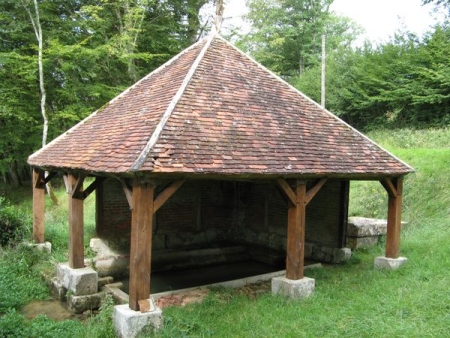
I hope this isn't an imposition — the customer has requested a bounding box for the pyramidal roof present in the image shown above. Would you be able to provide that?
[28,34,413,178]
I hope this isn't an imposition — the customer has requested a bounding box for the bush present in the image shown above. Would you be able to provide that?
[0,197,30,247]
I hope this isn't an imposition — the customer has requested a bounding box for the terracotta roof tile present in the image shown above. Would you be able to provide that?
[28,34,413,178]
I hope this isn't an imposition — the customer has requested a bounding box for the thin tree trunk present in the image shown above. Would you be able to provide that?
[23,0,58,204]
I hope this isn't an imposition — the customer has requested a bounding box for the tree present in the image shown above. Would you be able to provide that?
[242,0,334,76]
[0,0,214,185]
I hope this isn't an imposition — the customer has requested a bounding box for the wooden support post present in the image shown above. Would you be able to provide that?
[129,179,154,311]
[32,168,45,243]
[68,173,84,269]
[286,182,307,280]
[382,178,403,258]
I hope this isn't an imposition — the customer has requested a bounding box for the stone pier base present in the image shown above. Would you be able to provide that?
[113,300,163,338]
[271,276,315,299]
[374,256,408,270]
[53,263,102,313]
[57,263,98,296]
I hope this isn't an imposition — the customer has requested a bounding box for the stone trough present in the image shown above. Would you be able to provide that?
[347,217,407,250]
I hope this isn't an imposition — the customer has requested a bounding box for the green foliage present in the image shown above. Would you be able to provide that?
[0,245,50,313]
[0,197,30,247]
[242,0,343,77]
[0,0,213,183]
[331,25,450,130]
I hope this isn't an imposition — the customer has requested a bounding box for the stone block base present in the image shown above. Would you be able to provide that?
[68,293,103,314]
[50,277,67,301]
[271,276,315,299]
[374,256,408,270]
[57,263,98,296]
[114,300,163,338]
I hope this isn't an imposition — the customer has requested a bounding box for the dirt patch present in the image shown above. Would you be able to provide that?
[20,300,91,321]
[155,281,272,309]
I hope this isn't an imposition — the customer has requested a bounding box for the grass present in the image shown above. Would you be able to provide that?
[1,127,449,337]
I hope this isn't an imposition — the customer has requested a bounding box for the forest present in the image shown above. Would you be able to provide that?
[1,0,449,186]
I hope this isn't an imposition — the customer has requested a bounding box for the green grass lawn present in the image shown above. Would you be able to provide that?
[1,128,449,337]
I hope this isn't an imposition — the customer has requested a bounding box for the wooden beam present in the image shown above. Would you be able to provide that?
[128,179,154,311]
[82,177,106,200]
[33,169,46,189]
[120,179,133,210]
[286,181,307,280]
[43,171,57,185]
[380,178,397,197]
[32,168,45,243]
[63,174,70,193]
[153,179,185,213]
[305,178,327,204]
[71,174,85,200]
[276,178,296,206]
[385,178,403,258]
[68,173,84,269]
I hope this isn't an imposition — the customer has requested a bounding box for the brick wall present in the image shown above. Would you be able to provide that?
[96,178,131,247]
[96,178,349,264]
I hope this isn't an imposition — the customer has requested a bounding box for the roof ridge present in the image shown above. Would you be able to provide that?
[27,39,206,165]
[216,36,414,173]
[130,33,218,171]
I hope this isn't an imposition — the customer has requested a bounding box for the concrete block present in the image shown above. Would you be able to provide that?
[114,300,163,338]
[374,256,408,270]
[347,236,379,249]
[347,217,387,237]
[57,263,98,296]
[68,293,102,314]
[271,276,315,299]
[332,247,351,263]
[36,242,52,253]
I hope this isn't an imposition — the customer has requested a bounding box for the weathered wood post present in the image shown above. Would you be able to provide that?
[384,178,403,258]
[68,173,85,269]
[128,178,154,311]
[273,178,327,297]
[32,167,46,243]
[375,177,407,269]
[286,181,307,280]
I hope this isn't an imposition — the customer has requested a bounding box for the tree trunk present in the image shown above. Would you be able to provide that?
[23,0,58,204]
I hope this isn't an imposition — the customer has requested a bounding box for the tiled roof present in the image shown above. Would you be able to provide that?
[28,34,413,178]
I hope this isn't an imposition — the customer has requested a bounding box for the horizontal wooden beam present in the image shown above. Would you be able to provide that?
[154,179,185,213]
[306,178,327,204]
[276,178,296,206]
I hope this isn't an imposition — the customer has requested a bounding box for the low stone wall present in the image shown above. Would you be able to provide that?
[346,217,407,249]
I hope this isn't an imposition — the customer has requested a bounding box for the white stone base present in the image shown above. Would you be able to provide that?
[26,241,52,253]
[114,300,163,338]
[57,263,98,296]
[36,241,52,253]
[271,276,315,299]
[374,256,408,270]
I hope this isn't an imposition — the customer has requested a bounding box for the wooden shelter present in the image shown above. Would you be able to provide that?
[28,34,413,311]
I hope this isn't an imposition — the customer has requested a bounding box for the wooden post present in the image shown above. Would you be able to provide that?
[32,168,45,243]
[129,179,154,311]
[286,182,307,280]
[68,173,84,269]
[385,178,403,258]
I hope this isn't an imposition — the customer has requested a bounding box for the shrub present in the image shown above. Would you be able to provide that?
[0,197,30,247]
